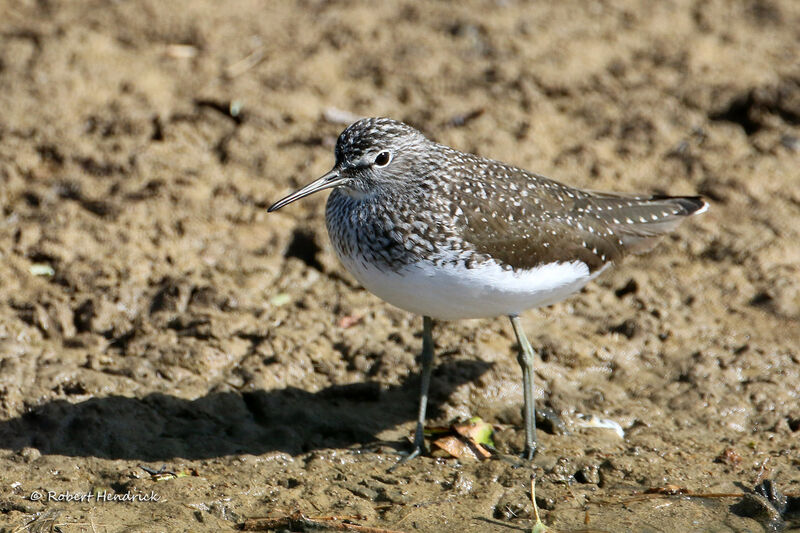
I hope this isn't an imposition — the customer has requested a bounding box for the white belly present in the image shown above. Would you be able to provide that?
[338,253,602,320]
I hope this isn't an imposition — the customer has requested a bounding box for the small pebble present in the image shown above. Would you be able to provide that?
[19,447,41,463]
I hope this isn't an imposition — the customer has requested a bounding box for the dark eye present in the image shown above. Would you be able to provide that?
[374,151,392,167]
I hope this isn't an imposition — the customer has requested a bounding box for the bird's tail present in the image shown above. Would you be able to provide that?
[581,193,708,253]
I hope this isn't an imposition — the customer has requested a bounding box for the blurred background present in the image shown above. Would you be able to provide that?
[0,0,798,531]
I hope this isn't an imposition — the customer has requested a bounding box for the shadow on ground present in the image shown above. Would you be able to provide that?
[0,360,491,461]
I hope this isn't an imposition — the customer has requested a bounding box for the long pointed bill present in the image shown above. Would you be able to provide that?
[267,170,344,212]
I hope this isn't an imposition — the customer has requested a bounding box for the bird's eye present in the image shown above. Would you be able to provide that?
[373,151,392,167]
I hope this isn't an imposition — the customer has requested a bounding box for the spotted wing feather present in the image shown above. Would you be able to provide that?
[576,193,707,253]
[457,160,706,272]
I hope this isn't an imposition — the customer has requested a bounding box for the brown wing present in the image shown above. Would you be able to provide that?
[575,191,707,253]
[458,165,705,272]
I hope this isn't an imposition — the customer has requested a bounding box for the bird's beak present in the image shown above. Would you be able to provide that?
[267,169,345,212]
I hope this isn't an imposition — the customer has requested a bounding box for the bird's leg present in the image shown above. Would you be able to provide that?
[410,315,435,458]
[391,316,434,469]
[509,315,538,460]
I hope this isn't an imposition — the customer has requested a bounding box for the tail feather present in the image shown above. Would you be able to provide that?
[577,194,708,254]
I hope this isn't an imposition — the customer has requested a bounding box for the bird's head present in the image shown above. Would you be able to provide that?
[268,117,429,211]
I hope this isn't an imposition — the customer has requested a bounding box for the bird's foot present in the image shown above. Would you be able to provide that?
[388,437,426,472]
[521,443,537,461]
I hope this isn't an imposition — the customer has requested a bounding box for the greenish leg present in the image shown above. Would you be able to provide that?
[391,316,434,469]
[509,315,538,460]
[411,315,434,457]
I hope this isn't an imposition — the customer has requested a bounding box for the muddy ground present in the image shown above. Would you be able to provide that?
[0,0,799,531]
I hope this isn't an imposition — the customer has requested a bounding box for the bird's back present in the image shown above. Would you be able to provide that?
[436,148,707,273]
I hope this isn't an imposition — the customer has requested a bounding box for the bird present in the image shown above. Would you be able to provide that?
[268,117,707,461]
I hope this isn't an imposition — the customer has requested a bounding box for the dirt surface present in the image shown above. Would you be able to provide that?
[1,1,799,531]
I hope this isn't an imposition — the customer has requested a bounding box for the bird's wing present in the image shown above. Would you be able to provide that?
[457,163,705,272]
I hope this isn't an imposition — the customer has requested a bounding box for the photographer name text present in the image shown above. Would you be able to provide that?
[29,490,161,503]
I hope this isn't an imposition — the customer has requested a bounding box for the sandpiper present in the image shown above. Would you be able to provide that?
[269,117,707,460]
